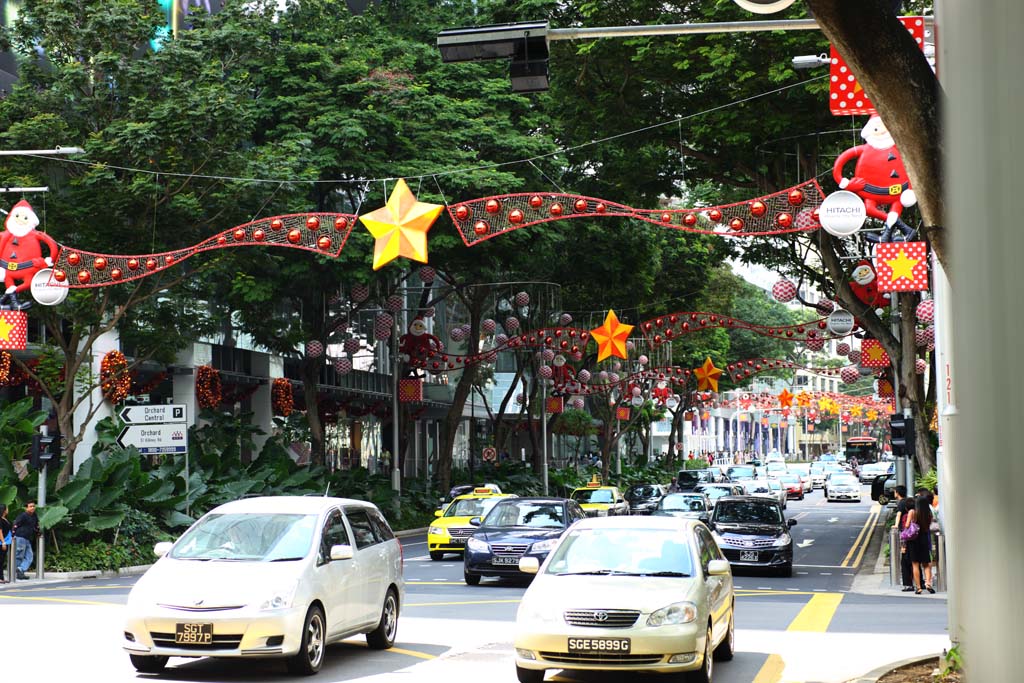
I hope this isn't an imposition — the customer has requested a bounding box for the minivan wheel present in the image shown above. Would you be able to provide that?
[429,551,445,561]
[129,654,168,673]
[287,605,326,675]
[366,589,399,649]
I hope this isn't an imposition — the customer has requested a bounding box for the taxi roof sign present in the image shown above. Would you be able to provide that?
[586,481,601,488]
[473,487,493,494]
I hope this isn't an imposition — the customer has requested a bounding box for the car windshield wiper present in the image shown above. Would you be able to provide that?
[556,569,640,576]
[642,571,690,577]
[269,556,305,562]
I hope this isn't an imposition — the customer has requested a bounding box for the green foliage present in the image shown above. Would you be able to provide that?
[939,644,963,679]
[916,468,938,494]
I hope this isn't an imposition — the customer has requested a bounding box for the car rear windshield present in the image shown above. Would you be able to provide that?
[572,488,614,504]
[678,471,702,485]
[714,501,782,524]
[545,527,694,577]
[484,501,566,528]
[445,497,503,518]
[627,485,661,499]
[170,513,317,561]
[727,466,756,480]
[661,495,707,512]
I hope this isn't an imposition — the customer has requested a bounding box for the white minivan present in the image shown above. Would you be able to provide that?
[123,496,404,675]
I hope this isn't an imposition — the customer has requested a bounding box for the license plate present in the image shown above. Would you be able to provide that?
[567,637,630,654]
[175,623,213,645]
[492,555,520,565]
[450,538,466,546]
[740,550,759,562]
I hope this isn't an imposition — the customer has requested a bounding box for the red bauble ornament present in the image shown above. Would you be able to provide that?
[508,208,525,224]
[233,228,246,241]
[165,255,175,265]
[287,229,302,244]
[270,218,284,231]
[93,257,107,271]
[729,217,745,231]
[788,189,805,206]
[529,195,544,208]
[217,235,227,245]
[334,217,349,231]
[253,229,266,241]
[485,199,501,214]
[77,270,91,284]
[549,202,564,216]
[707,208,723,222]
[110,268,122,280]
[127,258,140,271]
[574,199,588,212]
[682,213,698,227]
[473,220,489,235]
[67,252,81,266]
[776,212,793,228]
[660,212,672,223]
[145,258,157,271]
[750,201,767,217]
[306,216,320,230]
[53,269,67,282]
[317,236,332,250]
[454,205,469,221]
[595,202,607,213]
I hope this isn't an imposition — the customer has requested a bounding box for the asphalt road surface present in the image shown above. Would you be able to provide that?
[0,487,949,682]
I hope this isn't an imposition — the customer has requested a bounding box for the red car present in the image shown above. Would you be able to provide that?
[774,475,805,500]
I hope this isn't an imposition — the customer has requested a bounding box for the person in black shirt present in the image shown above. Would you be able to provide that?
[0,504,12,583]
[893,486,915,591]
[12,501,39,580]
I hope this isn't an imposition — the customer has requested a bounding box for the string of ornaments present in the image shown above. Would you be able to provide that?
[195,365,222,409]
[100,350,131,403]
[272,378,294,417]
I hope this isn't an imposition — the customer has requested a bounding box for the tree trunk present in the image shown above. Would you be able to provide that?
[806,0,946,270]
[438,294,485,494]
[300,361,324,467]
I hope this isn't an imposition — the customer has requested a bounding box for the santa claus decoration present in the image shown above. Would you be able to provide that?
[398,316,442,364]
[550,354,576,392]
[848,260,892,314]
[0,200,60,310]
[832,116,917,242]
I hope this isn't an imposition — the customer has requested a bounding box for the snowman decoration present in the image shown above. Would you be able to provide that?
[0,200,60,310]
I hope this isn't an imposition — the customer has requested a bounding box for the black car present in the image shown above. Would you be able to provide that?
[652,492,712,523]
[872,473,898,505]
[707,496,797,577]
[624,483,667,515]
[463,497,587,585]
[675,469,705,491]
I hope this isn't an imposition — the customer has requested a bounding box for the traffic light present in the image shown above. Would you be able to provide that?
[889,414,915,458]
[29,434,58,471]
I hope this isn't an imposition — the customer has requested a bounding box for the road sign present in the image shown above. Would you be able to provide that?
[119,404,187,425]
[116,423,188,454]
[482,447,497,462]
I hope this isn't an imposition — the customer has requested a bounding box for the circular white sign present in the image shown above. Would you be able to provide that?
[819,191,867,237]
[30,268,70,306]
[630,396,644,407]
[827,309,855,336]
[733,0,797,13]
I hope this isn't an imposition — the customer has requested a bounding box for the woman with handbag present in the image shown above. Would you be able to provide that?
[901,495,935,594]
[0,504,11,584]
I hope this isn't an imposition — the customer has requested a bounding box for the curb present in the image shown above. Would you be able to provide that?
[846,653,941,683]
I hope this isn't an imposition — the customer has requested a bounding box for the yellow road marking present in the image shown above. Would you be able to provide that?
[753,653,786,683]
[849,507,881,569]
[406,599,522,607]
[0,594,116,606]
[786,592,844,632]
[735,590,819,596]
[2,585,132,593]
[840,506,879,567]
[344,639,437,660]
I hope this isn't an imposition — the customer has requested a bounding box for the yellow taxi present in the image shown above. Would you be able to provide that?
[570,478,629,517]
[428,489,516,560]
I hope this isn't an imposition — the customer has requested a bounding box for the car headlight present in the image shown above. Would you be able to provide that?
[647,601,697,626]
[595,509,609,517]
[428,526,445,536]
[467,537,489,552]
[772,534,792,547]
[531,538,559,554]
[259,579,299,611]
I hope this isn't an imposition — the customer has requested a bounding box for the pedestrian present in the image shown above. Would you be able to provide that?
[903,494,935,594]
[667,477,680,493]
[707,452,714,467]
[12,501,39,580]
[0,504,12,584]
[892,486,915,592]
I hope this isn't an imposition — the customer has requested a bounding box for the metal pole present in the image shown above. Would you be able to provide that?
[0,147,85,156]
[548,18,822,41]
[541,388,548,495]
[392,312,401,494]
[889,525,900,586]
[615,416,622,477]
[185,450,190,518]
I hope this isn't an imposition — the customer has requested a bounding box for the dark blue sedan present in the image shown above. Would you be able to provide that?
[463,497,587,585]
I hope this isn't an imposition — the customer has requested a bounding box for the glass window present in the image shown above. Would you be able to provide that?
[544,528,694,577]
[713,501,782,524]
[345,508,378,549]
[697,527,724,561]
[445,497,504,518]
[485,501,566,528]
[368,509,395,541]
[572,488,613,504]
[320,510,351,563]
[170,513,317,562]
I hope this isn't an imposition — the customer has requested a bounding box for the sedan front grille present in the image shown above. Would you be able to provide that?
[149,632,243,650]
[491,543,529,556]
[448,527,475,539]
[721,536,775,548]
[563,609,640,628]
[540,651,663,665]
[157,604,245,612]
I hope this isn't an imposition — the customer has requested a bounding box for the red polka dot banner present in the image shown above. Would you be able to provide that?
[0,310,28,350]
[874,241,929,293]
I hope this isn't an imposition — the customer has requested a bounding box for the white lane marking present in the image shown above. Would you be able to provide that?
[757,586,772,590]
[797,539,815,548]
[797,572,810,575]
[828,517,839,523]
[820,572,832,576]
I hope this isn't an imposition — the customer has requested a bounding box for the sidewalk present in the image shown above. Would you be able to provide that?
[849,505,945,600]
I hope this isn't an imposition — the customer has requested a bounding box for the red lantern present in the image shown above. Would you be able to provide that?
[574,199,588,212]
[253,228,266,241]
[787,189,805,206]
[660,212,672,223]
[53,269,66,282]
[317,236,332,250]
[334,217,349,231]
[729,217,745,231]
[287,229,302,244]
[707,208,723,222]
[485,199,501,214]
[595,202,607,213]
[473,220,489,235]
[93,257,107,271]
[233,229,246,241]
[776,212,793,228]
[165,255,175,265]
[145,258,157,271]
[454,204,469,221]
[306,216,320,230]
[682,213,698,227]
[270,218,284,231]
[508,208,525,224]
[77,270,91,284]
[67,252,81,266]
[750,200,767,217]
[549,202,564,216]
[217,235,227,245]
[110,268,122,280]
[528,195,544,208]
[127,258,140,271]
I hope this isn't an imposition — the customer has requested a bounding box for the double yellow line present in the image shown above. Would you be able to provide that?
[841,505,881,569]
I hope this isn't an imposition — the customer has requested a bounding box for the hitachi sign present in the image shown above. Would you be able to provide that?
[819,191,867,237]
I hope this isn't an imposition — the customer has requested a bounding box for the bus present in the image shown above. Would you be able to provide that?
[844,436,879,464]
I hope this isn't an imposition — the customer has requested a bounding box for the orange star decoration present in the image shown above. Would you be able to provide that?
[777,388,794,408]
[796,391,811,408]
[693,357,723,393]
[851,405,863,418]
[359,178,444,270]
[590,310,634,362]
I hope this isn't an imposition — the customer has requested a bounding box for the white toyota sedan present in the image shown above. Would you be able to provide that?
[514,516,734,683]
[123,496,404,675]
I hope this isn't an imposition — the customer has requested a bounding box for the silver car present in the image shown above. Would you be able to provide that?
[826,474,862,502]
[743,478,788,509]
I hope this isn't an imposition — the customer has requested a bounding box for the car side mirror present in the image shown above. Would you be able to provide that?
[434,509,443,517]
[698,513,710,524]
[787,519,797,527]
[707,559,731,576]
[617,497,625,503]
[469,516,482,526]
[330,544,354,561]
[518,556,540,574]
[153,541,173,558]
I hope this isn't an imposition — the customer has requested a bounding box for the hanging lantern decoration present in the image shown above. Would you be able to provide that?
[771,278,797,303]
[841,366,860,384]
[835,342,851,356]
[514,291,530,307]
[577,369,591,383]
[559,313,573,325]
[100,350,131,403]
[608,372,620,384]
[271,378,294,417]
[915,326,935,348]
[333,356,353,375]
[385,295,403,312]
[419,266,436,283]
[344,338,361,355]
[848,349,862,365]
[815,299,835,316]
[423,306,435,318]
[916,299,935,325]
[805,337,825,351]
[539,365,553,379]
[638,354,649,366]
[196,365,222,409]
[571,397,585,410]
[541,348,555,362]
[915,358,927,375]
[0,350,10,383]
[505,316,520,332]
[461,323,471,337]
[374,313,393,340]
[351,283,369,302]
[450,327,466,342]
[481,318,497,335]
[305,340,324,359]
[795,206,820,230]
[494,333,509,346]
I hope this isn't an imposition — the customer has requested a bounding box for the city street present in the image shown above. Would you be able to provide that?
[0,489,948,682]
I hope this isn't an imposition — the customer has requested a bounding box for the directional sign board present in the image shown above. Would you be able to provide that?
[117,423,188,455]
[120,404,187,425]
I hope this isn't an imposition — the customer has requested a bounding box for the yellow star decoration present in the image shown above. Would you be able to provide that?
[851,405,863,418]
[885,247,920,283]
[867,409,879,422]
[590,310,633,362]
[0,316,13,341]
[796,391,811,408]
[693,357,723,393]
[777,388,794,408]
[865,344,887,363]
[359,178,444,271]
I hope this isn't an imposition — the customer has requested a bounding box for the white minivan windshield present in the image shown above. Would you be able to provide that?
[170,513,317,562]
